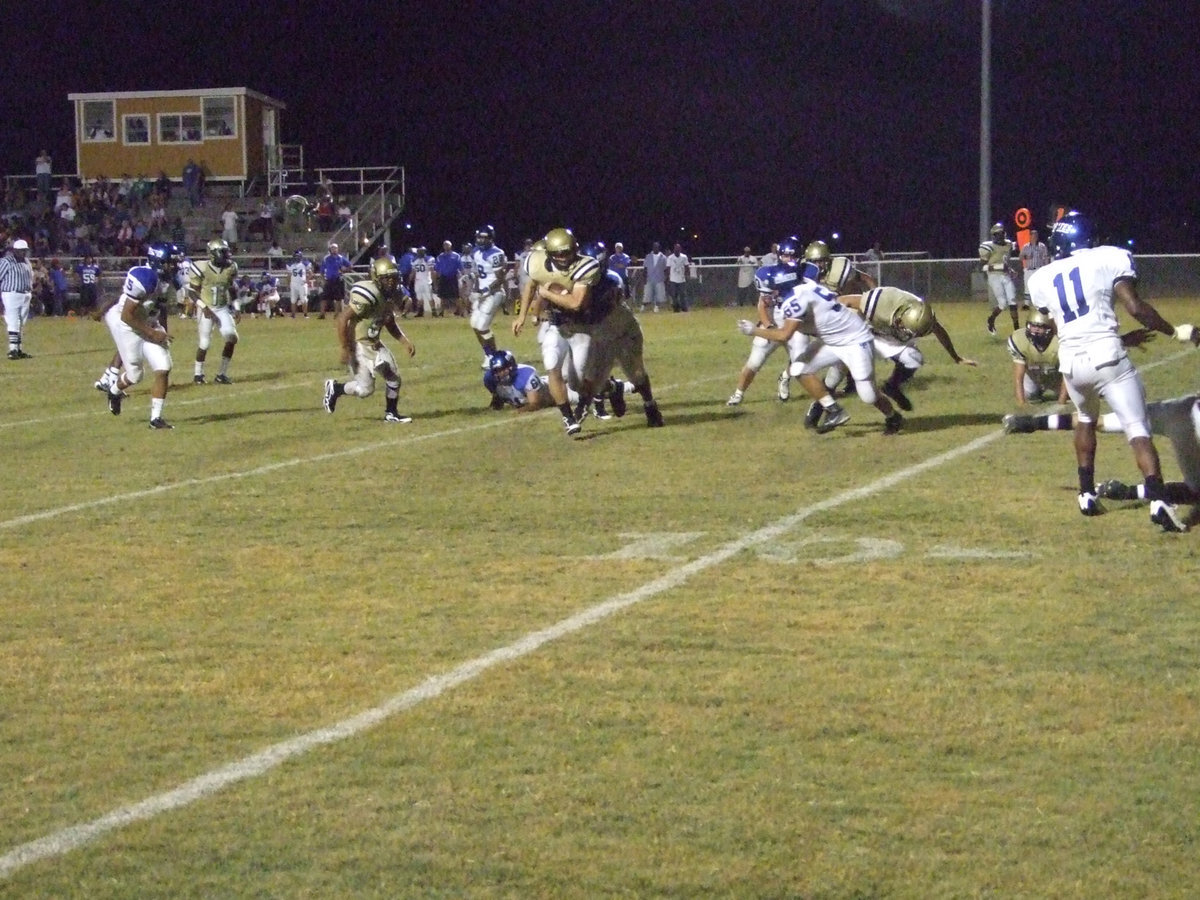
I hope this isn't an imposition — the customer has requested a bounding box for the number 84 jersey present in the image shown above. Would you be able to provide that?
[1027,245,1135,363]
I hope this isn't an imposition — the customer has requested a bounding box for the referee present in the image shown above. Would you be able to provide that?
[1,238,34,359]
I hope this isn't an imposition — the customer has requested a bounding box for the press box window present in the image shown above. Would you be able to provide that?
[123,115,150,145]
[159,114,203,144]
[203,97,236,137]
[82,101,115,141]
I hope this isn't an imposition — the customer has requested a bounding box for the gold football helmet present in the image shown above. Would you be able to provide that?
[1025,309,1055,351]
[803,240,832,277]
[371,256,400,293]
[894,301,935,340]
[990,222,1006,239]
[207,238,232,268]
[544,227,578,269]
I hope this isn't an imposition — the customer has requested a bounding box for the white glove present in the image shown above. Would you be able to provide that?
[1173,324,1196,344]
[737,319,756,336]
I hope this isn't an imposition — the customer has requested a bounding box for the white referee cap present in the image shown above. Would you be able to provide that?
[12,239,29,250]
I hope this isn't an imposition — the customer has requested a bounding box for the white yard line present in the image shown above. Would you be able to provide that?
[0,427,1001,878]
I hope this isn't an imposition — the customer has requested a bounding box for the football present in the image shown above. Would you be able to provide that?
[544,282,569,295]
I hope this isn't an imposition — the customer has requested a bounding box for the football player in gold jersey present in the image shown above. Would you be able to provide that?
[827,286,976,416]
[322,257,416,422]
[535,227,663,430]
[187,238,240,384]
[1007,310,1067,406]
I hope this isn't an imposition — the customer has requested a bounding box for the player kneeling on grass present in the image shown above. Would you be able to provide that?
[323,257,416,423]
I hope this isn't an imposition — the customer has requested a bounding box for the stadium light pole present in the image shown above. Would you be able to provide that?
[978,0,992,241]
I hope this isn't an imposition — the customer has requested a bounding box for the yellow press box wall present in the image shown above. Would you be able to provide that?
[68,87,284,182]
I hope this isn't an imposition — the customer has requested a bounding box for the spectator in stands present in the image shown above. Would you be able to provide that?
[220,202,241,248]
[116,219,135,257]
[335,197,352,228]
[54,180,74,211]
[149,192,167,231]
[133,218,150,248]
[183,159,201,208]
[170,217,187,247]
[155,170,172,199]
[35,151,52,202]
[266,240,284,269]
[247,199,276,242]
[316,194,334,232]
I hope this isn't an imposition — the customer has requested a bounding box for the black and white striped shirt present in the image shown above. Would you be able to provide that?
[0,254,33,293]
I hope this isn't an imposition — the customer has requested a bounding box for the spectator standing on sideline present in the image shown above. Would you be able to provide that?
[76,255,102,314]
[316,240,351,319]
[864,241,883,284]
[49,259,69,316]
[2,239,35,359]
[35,151,53,203]
[735,246,758,307]
[640,242,667,313]
[666,243,690,312]
[608,242,632,299]
[760,242,780,267]
[1019,228,1050,310]
[433,240,461,318]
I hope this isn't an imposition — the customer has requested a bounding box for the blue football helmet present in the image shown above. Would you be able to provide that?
[1048,211,1093,259]
[487,350,518,384]
[777,236,801,261]
[581,240,607,261]
[475,225,495,248]
[146,241,182,273]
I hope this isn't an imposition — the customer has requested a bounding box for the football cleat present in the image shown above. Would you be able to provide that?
[986,319,997,337]
[815,403,849,434]
[489,394,505,410]
[644,400,664,427]
[881,382,913,412]
[383,411,412,423]
[1003,414,1036,434]
[148,417,174,430]
[726,390,743,406]
[1097,480,1137,501]
[777,370,790,402]
[608,378,627,418]
[15,350,31,359]
[214,374,232,384]
[94,379,109,393]
[883,411,904,435]
[1150,500,1188,533]
[323,379,339,413]
[804,401,822,429]
[563,415,581,436]
[593,399,612,420]
[193,374,206,384]
[6,350,18,360]
[107,389,125,416]
[1077,492,1101,516]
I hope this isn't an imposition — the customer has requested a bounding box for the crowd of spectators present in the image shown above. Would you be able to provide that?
[1,171,182,262]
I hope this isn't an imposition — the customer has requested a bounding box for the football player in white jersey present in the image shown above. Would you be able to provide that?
[286,250,312,318]
[469,227,507,364]
[739,276,903,435]
[726,237,808,406]
[100,242,184,428]
[410,246,437,317]
[1026,210,1200,530]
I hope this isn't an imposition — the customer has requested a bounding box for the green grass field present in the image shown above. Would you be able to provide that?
[2,300,1199,898]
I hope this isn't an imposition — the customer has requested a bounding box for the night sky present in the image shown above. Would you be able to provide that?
[2,0,1196,257]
